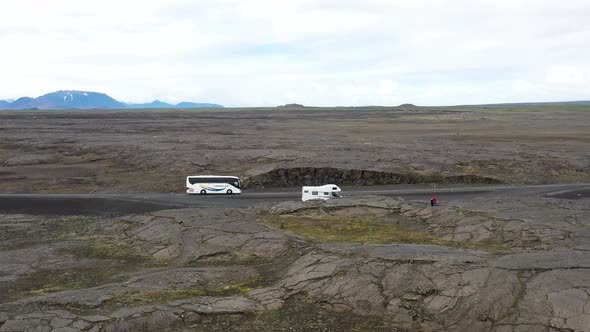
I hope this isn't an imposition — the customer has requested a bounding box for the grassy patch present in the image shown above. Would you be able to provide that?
[261,214,512,253]
[198,297,395,331]
[262,215,447,245]
[3,236,154,302]
[184,247,304,292]
[105,280,258,307]
[44,216,101,239]
[0,215,157,302]
[76,236,148,263]
[20,216,98,242]
[3,263,136,302]
[0,216,106,250]
[42,216,150,263]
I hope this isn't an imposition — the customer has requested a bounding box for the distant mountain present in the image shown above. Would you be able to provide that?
[37,90,125,109]
[278,103,306,108]
[126,100,223,109]
[0,90,224,110]
[460,100,590,107]
[557,100,590,105]
[9,97,36,109]
[175,102,223,108]
[0,91,124,110]
[126,100,174,109]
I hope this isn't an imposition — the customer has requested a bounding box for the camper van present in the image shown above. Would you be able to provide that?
[301,184,342,202]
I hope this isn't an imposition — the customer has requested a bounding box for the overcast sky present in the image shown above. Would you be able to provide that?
[1,0,590,106]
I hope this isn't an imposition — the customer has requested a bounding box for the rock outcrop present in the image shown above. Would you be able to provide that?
[1,195,589,331]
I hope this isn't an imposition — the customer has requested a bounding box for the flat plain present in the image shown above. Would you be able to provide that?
[0,105,588,193]
[0,106,589,331]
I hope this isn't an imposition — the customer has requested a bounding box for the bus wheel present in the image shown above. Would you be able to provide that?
[226,189,233,195]
[200,190,207,195]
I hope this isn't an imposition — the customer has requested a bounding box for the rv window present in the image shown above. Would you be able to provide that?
[332,187,337,190]
[304,190,309,193]
[324,192,329,195]
[312,191,318,195]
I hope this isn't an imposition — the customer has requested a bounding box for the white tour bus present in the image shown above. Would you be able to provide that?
[302,184,342,201]
[186,175,242,195]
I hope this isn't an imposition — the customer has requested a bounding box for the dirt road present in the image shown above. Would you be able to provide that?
[0,183,586,215]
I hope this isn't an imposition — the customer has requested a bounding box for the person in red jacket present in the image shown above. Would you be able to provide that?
[431,196,438,206]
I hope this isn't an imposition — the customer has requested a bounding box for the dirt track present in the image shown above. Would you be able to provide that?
[0,107,588,193]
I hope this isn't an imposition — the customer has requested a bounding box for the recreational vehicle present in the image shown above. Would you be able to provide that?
[301,184,342,201]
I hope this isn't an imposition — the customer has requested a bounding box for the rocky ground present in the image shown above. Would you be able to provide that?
[1,193,589,331]
[1,107,589,331]
[0,107,589,193]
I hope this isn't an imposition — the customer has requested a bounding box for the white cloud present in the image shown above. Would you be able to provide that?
[544,65,590,86]
[1,0,589,105]
[511,80,537,94]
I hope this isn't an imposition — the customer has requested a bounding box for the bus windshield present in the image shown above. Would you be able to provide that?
[230,179,241,188]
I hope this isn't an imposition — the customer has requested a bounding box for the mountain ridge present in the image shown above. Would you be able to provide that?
[0,90,224,110]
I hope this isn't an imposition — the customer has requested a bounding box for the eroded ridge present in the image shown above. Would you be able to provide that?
[1,195,589,331]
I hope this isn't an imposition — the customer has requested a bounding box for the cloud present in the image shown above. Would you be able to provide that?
[1,0,589,105]
[545,65,590,86]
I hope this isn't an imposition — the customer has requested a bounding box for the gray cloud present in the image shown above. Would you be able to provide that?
[1,0,589,106]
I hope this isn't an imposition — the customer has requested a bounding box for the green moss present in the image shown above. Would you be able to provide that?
[237,298,395,331]
[0,215,157,301]
[77,236,149,263]
[452,241,511,254]
[4,264,134,302]
[10,216,100,244]
[9,250,155,300]
[261,214,513,253]
[106,279,259,307]
[106,289,208,306]
[185,248,303,291]
[262,215,447,246]
[118,219,144,232]
[216,282,257,295]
